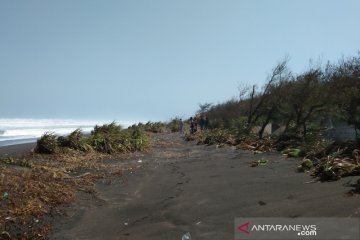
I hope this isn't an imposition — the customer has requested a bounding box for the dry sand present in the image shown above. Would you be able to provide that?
[0,142,36,158]
[44,133,360,240]
[2,134,359,239]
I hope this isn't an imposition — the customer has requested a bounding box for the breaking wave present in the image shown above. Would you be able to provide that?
[0,118,135,143]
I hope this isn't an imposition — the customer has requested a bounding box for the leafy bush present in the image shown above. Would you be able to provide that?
[145,121,166,133]
[197,129,235,145]
[58,129,93,152]
[89,123,149,153]
[35,132,59,154]
[229,117,250,137]
[184,133,198,141]
[89,122,124,153]
[282,148,305,158]
[297,159,313,172]
[123,127,149,152]
[35,122,149,155]
[92,122,123,135]
[167,118,181,133]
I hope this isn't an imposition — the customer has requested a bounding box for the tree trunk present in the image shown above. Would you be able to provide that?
[302,122,307,137]
[247,85,256,125]
[259,107,275,139]
[284,115,293,133]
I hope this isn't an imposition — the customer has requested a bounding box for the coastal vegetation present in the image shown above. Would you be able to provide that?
[188,53,360,181]
[35,122,149,154]
[1,52,359,238]
[129,118,182,134]
[0,122,149,239]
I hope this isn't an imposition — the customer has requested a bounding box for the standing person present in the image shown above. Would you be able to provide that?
[179,119,184,134]
[204,116,209,130]
[194,116,198,133]
[199,116,205,130]
[190,117,195,134]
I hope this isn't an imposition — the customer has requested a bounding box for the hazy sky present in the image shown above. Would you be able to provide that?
[1,0,359,122]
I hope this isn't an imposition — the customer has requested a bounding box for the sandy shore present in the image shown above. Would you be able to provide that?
[0,142,36,158]
[46,133,360,240]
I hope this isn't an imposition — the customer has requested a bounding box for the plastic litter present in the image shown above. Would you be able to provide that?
[182,232,191,240]
[3,192,9,199]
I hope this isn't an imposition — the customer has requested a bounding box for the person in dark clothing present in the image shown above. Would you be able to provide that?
[193,116,198,133]
[199,116,205,130]
[179,119,184,134]
[204,116,209,130]
[190,117,195,134]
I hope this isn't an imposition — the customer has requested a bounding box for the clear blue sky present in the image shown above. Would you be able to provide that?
[1,0,359,122]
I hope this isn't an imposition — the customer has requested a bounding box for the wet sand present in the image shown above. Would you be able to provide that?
[37,133,360,239]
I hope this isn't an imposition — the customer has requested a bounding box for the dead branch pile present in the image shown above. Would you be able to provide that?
[237,137,274,153]
[312,149,360,181]
[0,150,123,239]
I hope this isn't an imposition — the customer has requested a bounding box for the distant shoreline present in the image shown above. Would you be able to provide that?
[0,138,37,147]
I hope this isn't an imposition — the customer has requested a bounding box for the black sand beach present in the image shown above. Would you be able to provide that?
[0,142,36,158]
[45,133,360,240]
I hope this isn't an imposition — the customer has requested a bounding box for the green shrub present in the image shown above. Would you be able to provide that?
[91,121,123,135]
[167,118,181,133]
[282,148,305,158]
[89,123,149,153]
[35,132,59,154]
[184,133,198,141]
[89,123,120,153]
[35,122,149,155]
[297,159,313,172]
[197,129,235,145]
[57,128,94,152]
[125,127,149,151]
[145,121,166,133]
[229,117,250,137]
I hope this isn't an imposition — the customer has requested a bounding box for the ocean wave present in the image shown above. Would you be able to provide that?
[0,118,137,142]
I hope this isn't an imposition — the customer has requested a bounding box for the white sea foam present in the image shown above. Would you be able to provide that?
[0,118,136,143]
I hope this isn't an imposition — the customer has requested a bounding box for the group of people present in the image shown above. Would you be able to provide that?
[178,115,209,134]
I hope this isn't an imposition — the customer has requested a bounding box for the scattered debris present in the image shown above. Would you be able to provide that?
[181,232,191,240]
[250,159,268,167]
[0,149,128,238]
[282,148,303,158]
[216,143,225,148]
[313,149,360,181]
[304,180,318,184]
[297,159,313,172]
[347,178,360,194]
[237,137,274,152]
[1,231,11,240]
[2,191,9,200]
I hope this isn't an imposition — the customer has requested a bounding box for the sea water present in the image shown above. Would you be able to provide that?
[0,118,135,147]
